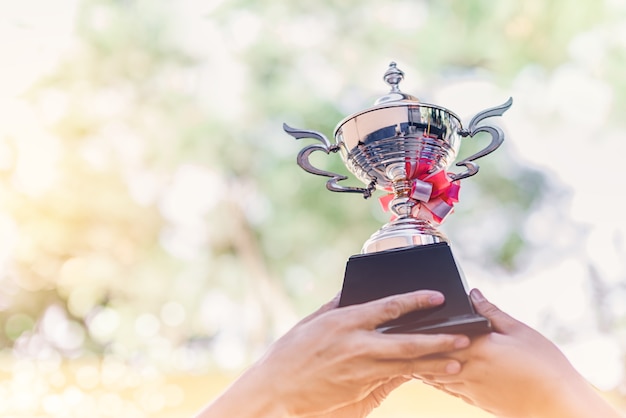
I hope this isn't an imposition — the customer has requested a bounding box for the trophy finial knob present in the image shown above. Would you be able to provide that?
[375,62,418,105]
[383,62,404,92]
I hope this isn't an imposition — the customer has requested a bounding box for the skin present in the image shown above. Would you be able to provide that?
[422,289,622,418]
[196,290,470,418]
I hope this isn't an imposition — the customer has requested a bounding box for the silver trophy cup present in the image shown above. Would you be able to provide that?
[284,62,512,334]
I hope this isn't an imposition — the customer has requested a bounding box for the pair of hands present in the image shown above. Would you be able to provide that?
[198,289,621,418]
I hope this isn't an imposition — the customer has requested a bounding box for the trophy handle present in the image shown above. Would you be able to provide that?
[283,123,376,198]
[450,97,513,181]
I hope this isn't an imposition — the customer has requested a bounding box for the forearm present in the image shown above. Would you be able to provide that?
[195,365,291,418]
[532,376,622,418]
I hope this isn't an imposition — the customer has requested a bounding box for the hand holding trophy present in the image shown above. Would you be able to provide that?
[284,62,512,335]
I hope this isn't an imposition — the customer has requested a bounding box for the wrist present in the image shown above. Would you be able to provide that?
[196,365,292,418]
[531,374,621,418]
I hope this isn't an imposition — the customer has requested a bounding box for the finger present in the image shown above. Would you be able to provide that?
[419,349,469,364]
[368,376,408,406]
[362,337,469,380]
[426,382,462,397]
[385,375,410,390]
[344,290,445,329]
[422,380,444,390]
[367,358,462,384]
[409,358,463,378]
[445,389,475,405]
[368,332,470,360]
[469,289,520,334]
[297,292,341,325]
[432,383,481,408]
[420,380,477,406]
[376,376,409,398]
[421,373,464,385]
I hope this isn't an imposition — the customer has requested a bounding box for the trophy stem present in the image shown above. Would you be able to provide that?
[362,165,448,254]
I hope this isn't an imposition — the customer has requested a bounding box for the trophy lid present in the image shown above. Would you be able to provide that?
[334,62,461,137]
[373,62,420,105]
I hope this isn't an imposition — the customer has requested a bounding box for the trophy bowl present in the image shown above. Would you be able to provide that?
[336,97,463,252]
[284,62,512,334]
[335,93,462,192]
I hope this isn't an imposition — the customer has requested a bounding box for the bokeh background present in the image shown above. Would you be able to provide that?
[1,0,626,416]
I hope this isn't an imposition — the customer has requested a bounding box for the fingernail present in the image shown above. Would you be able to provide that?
[454,336,470,349]
[446,361,461,374]
[429,293,445,304]
[470,289,485,302]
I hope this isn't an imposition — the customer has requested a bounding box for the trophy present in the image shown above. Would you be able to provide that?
[284,62,512,335]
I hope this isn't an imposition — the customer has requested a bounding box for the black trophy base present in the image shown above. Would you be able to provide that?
[338,242,491,335]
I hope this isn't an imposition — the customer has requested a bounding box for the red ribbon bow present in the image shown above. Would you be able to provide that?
[379,160,460,224]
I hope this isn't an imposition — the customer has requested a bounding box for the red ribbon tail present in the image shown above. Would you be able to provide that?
[379,193,394,212]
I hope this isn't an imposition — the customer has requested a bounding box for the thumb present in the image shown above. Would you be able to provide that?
[353,290,445,329]
[469,289,520,334]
